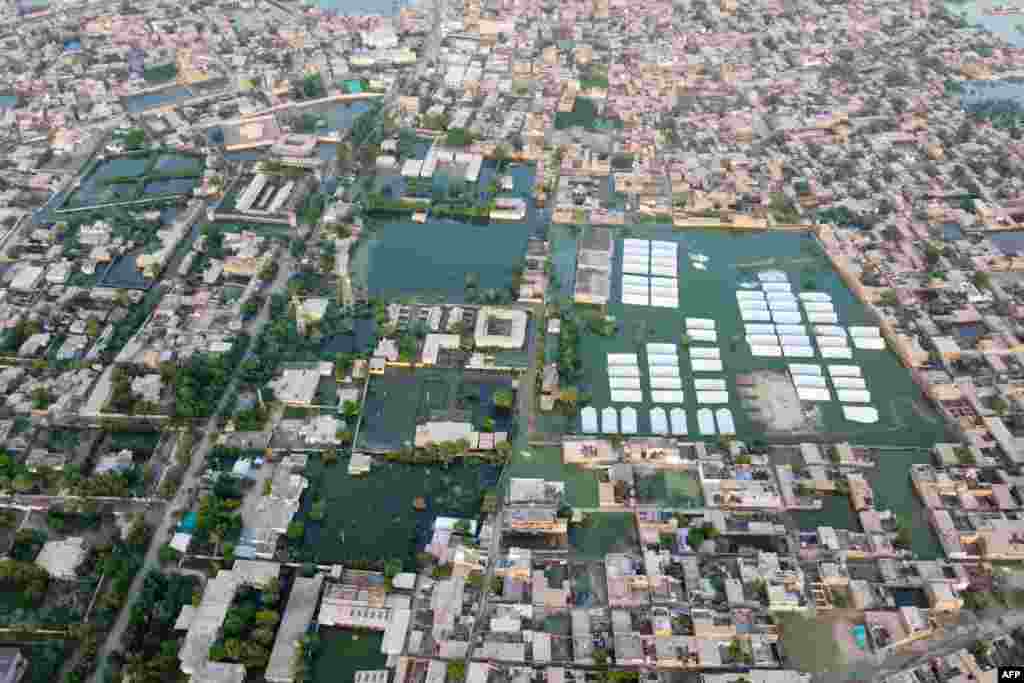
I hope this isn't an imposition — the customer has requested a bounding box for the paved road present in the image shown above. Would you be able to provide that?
[518,303,544,434]
[465,301,543,659]
[89,243,299,682]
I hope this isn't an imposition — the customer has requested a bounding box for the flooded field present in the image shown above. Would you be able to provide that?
[506,446,600,508]
[313,629,385,683]
[551,225,948,446]
[66,152,203,208]
[350,163,545,302]
[299,456,493,566]
[569,511,638,558]
[634,468,703,508]
[358,368,515,451]
[123,85,193,113]
[355,218,532,302]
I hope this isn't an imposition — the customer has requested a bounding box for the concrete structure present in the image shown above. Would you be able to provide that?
[473,307,528,349]
[265,575,324,683]
[35,537,87,579]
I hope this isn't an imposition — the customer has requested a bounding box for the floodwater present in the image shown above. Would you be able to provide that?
[301,100,371,134]
[223,149,267,163]
[144,177,199,195]
[69,153,201,207]
[0,94,18,108]
[555,226,948,446]
[961,78,1024,107]
[299,456,489,565]
[321,317,378,356]
[123,85,192,113]
[100,206,187,290]
[356,219,532,301]
[314,630,385,683]
[153,154,201,174]
[358,368,515,451]
[506,446,600,508]
[549,225,949,558]
[944,0,1024,46]
[990,230,1024,255]
[350,163,544,302]
[308,0,398,15]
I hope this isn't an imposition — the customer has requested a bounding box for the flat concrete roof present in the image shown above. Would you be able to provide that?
[265,575,324,683]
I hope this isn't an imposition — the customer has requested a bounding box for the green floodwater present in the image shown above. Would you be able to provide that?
[354,217,531,302]
[299,456,492,566]
[314,629,386,683]
[635,469,703,508]
[547,225,949,558]
[349,163,543,303]
[569,511,638,558]
[68,152,202,207]
[357,368,516,451]
[555,226,948,445]
[506,446,600,507]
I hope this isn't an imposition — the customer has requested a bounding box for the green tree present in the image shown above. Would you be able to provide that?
[992,396,1010,416]
[445,128,474,146]
[342,400,360,418]
[447,661,466,683]
[254,609,281,626]
[287,521,305,540]
[492,389,514,411]
[384,558,403,578]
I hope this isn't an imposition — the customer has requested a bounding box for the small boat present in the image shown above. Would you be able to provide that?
[690,252,709,263]
[694,262,707,271]
[738,281,758,289]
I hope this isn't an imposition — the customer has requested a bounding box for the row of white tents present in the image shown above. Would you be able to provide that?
[786,363,879,422]
[580,406,736,436]
[621,240,679,308]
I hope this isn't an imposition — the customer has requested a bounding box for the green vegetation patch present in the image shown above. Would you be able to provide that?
[569,512,638,558]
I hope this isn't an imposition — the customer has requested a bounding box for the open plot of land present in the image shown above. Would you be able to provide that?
[568,512,638,559]
[299,457,486,566]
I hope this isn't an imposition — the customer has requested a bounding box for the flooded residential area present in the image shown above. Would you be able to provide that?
[5,0,1024,681]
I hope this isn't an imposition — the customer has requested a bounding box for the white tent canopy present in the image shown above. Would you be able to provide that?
[620,407,638,434]
[698,408,716,435]
[670,408,687,435]
[601,407,618,433]
[715,408,736,435]
[650,408,668,435]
